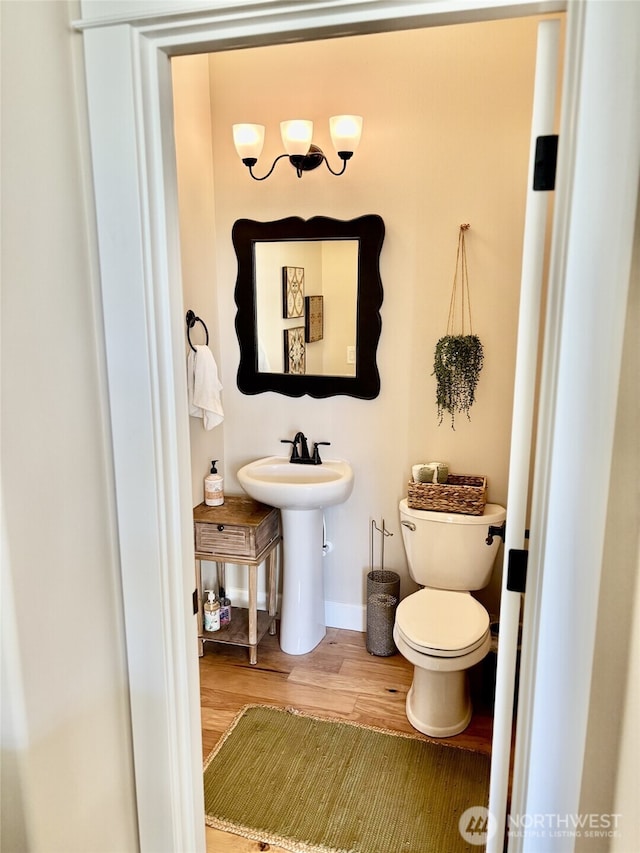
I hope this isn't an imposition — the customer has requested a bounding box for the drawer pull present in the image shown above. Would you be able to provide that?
[217,524,225,531]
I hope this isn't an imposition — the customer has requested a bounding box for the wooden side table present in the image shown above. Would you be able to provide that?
[193,495,281,665]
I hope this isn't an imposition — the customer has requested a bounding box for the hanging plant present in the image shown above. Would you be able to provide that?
[434,334,484,427]
[432,224,485,428]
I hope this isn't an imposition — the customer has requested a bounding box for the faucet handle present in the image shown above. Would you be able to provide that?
[281,439,300,460]
[312,441,330,464]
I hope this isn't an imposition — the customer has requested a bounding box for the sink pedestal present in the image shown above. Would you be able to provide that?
[236,455,354,656]
[279,508,326,655]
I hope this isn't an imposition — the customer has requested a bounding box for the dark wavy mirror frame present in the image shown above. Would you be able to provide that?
[233,214,385,399]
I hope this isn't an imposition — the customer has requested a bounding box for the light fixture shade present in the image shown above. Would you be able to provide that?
[232,124,265,161]
[329,115,363,154]
[280,120,313,156]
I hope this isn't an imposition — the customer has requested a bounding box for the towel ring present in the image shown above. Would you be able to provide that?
[186,310,209,352]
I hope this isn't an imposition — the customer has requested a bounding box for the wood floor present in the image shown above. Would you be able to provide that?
[200,625,496,852]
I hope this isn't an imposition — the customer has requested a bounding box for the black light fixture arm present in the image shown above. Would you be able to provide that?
[321,151,351,177]
[243,153,291,181]
[244,145,353,181]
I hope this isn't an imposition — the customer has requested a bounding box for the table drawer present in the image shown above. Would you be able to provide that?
[195,522,253,557]
[193,498,280,561]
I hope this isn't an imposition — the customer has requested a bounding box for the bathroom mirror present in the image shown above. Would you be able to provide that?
[233,214,385,398]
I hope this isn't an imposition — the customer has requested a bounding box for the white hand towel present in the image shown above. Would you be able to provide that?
[187,345,224,430]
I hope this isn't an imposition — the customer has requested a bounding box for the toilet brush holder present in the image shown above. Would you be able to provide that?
[367,520,400,656]
[366,570,400,656]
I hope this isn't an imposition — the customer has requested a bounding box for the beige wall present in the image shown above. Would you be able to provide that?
[174,16,553,620]
[0,2,137,850]
[172,54,225,509]
[611,554,640,853]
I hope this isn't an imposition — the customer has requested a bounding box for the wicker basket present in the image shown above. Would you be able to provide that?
[407,474,487,515]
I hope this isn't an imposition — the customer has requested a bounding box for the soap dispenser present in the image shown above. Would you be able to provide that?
[219,587,232,626]
[204,460,224,506]
[203,589,220,632]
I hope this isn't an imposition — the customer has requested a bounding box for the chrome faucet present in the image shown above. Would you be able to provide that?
[281,432,330,465]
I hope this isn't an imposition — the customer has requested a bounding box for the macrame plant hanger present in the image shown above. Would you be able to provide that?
[446,223,473,337]
[433,223,484,428]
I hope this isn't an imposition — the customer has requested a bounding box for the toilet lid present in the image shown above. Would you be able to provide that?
[396,589,489,657]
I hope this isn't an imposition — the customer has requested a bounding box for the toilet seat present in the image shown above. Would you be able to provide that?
[395,588,489,658]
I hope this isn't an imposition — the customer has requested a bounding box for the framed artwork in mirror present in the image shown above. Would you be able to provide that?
[284,327,305,374]
[282,266,305,318]
[305,295,323,343]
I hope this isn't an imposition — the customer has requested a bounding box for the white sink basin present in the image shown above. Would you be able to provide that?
[237,455,354,510]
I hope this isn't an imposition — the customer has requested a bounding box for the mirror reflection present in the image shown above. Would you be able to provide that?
[255,240,358,377]
[233,215,384,399]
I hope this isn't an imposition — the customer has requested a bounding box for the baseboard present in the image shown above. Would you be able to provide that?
[224,586,366,634]
[225,585,272,611]
[325,600,366,633]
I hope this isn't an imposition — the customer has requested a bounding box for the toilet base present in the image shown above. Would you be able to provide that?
[405,670,472,738]
[394,625,491,737]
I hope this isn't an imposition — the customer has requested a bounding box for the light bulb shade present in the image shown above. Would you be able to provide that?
[280,120,314,156]
[232,124,265,161]
[329,115,363,155]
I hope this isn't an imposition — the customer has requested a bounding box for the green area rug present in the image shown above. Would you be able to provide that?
[203,704,490,853]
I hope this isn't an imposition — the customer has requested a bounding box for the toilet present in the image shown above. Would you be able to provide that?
[394,498,506,737]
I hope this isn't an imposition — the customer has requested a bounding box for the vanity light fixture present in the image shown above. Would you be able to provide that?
[232,116,363,180]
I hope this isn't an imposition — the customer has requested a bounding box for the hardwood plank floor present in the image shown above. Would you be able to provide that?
[200,625,496,852]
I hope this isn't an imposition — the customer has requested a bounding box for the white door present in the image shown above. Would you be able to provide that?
[486,19,562,852]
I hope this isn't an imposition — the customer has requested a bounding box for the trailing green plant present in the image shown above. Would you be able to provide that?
[433,225,485,428]
[433,334,484,428]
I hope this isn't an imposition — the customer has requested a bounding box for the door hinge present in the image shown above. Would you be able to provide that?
[507,549,529,593]
[533,134,558,191]
[192,588,198,616]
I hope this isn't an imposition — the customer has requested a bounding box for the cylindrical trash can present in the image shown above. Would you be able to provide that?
[366,570,400,656]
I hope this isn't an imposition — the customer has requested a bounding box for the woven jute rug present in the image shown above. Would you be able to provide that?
[203,704,490,853]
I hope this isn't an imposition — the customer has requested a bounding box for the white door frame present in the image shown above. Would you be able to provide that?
[488,18,562,850]
[510,3,640,849]
[74,1,639,850]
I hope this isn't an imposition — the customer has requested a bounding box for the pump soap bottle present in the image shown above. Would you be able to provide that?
[219,587,232,626]
[204,460,224,506]
[203,590,220,632]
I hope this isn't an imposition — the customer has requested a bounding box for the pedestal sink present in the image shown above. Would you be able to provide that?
[237,455,354,655]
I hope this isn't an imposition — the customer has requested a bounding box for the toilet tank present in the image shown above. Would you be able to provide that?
[399,499,506,590]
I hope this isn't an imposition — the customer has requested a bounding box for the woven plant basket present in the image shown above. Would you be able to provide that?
[407,474,487,515]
